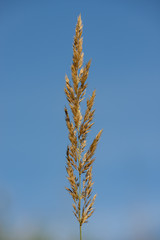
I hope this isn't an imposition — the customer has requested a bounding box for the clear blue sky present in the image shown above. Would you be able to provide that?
[0,1,160,239]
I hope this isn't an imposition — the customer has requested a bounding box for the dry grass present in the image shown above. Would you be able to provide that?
[64,14,102,239]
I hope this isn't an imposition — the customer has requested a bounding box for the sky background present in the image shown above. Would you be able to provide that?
[0,1,160,239]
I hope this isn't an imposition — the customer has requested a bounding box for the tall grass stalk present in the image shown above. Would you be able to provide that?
[64,14,102,240]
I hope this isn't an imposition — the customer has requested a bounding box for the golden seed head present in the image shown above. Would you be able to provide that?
[64,14,102,226]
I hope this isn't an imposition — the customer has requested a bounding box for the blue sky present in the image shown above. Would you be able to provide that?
[0,1,160,239]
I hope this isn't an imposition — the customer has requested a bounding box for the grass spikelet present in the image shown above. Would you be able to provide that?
[64,14,103,240]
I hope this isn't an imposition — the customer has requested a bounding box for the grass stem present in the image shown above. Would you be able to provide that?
[78,126,82,240]
[80,224,82,240]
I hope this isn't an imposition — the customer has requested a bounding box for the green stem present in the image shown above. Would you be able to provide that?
[79,169,81,219]
[80,224,82,240]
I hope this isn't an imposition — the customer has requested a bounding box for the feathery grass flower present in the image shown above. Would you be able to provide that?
[64,14,103,240]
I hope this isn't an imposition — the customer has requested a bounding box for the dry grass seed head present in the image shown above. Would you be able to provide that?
[65,14,102,227]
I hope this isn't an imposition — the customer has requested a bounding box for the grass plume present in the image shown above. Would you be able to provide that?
[64,14,102,240]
